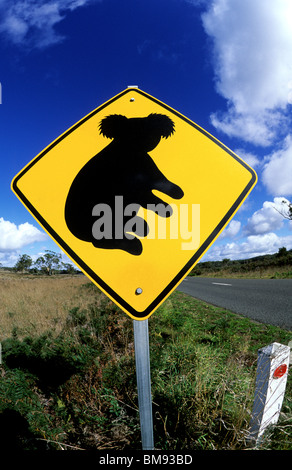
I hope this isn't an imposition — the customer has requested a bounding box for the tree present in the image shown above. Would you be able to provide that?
[14,254,33,272]
[34,250,62,275]
[275,199,292,220]
[277,247,288,257]
[61,262,78,274]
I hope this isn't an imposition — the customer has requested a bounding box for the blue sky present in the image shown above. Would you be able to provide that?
[1,0,292,267]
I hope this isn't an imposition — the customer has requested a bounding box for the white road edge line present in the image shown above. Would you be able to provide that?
[212,282,232,286]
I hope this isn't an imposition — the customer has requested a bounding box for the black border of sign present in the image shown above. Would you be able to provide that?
[12,88,257,319]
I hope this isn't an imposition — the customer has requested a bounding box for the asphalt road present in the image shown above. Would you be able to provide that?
[177,277,292,330]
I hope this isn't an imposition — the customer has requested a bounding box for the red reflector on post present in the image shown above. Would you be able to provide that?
[273,364,287,379]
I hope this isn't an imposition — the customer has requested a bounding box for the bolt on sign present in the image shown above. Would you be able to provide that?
[11,88,257,320]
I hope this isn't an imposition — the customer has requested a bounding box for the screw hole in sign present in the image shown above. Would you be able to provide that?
[273,364,287,379]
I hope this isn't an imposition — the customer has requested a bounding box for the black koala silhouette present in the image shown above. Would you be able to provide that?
[65,113,184,255]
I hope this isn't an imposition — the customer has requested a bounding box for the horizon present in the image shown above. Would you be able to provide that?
[2,245,291,271]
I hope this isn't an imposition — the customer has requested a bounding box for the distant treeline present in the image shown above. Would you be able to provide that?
[0,250,81,275]
[190,247,292,276]
[2,247,292,277]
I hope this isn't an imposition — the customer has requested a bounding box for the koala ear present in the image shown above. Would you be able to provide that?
[147,113,175,139]
[99,114,128,139]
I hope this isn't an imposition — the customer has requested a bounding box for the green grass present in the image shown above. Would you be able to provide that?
[150,293,292,450]
[0,281,291,450]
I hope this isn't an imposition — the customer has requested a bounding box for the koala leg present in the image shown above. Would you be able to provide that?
[92,236,143,256]
[122,236,143,256]
[122,213,149,255]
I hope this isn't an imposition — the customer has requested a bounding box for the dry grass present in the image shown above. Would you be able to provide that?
[0,272,97,340]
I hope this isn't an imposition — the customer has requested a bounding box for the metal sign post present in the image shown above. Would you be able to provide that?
[133,319,154,450]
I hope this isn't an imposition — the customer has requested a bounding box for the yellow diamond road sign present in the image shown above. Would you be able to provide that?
[11,88,257,320]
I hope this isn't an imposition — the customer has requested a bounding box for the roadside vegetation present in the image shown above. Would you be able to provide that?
[190,247,292,279]
[0,270,291,450]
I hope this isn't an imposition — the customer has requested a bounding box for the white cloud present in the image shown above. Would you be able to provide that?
[206,232,292,261]
[201,0,292,146]
[0,217,47,251]
[210,109,285,147]
[0,0,100,49]
[203,197,292,260]
[262,134,292,196]
[219,219,241,239]
[0,251,21,268]
[234,149,261,169]
[243,198,286,235]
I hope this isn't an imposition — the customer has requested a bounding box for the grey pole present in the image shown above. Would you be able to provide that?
[133,319,154,450]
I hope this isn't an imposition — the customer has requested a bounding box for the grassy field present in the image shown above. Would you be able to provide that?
[0,271,291,450]
[0,271,100,340]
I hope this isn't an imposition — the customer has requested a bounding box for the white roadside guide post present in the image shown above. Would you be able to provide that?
[248,342,290,445]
